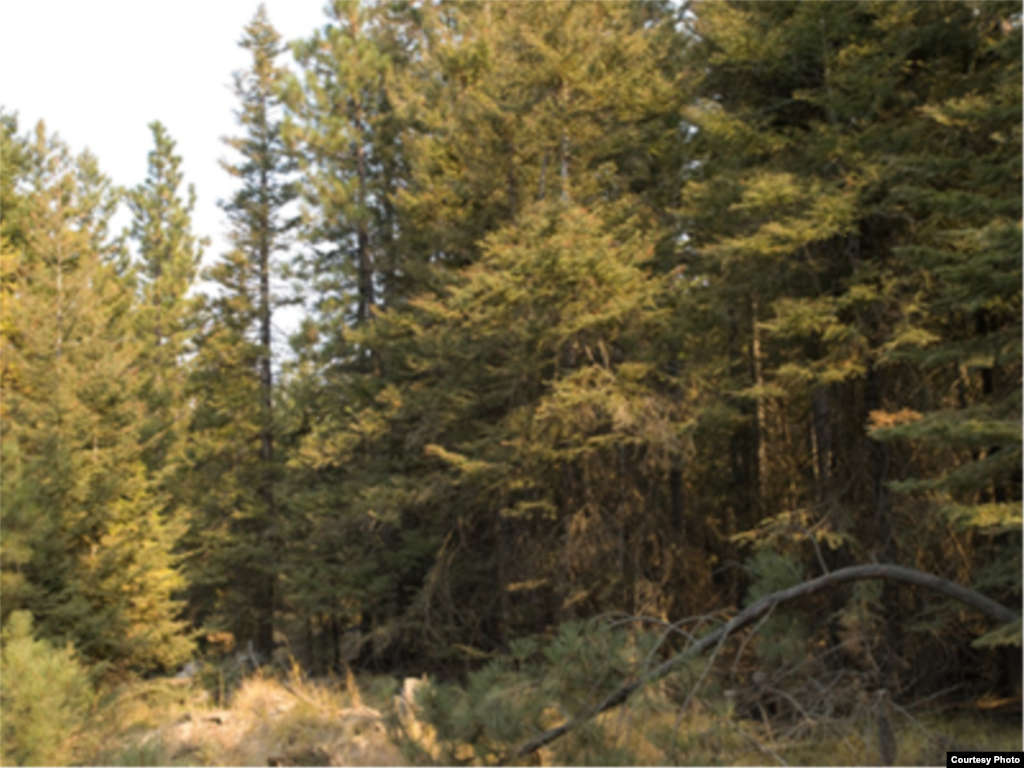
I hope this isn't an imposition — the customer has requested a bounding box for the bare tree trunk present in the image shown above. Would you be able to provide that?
[864,363,902,685]
[559,83,571,204]
[537,150,549,201]
[811,386,832,505]
[506,135,518,221]
[255,149,277,660]
[355,138,374,326]
[560,132,571,204]
[669,455,685,538]
[751,296,768,510]
[864,365,892,559]
[496,513,510,645]
[55,243,64,360]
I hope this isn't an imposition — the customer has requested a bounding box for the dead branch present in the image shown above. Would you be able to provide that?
[513,563,1018,759]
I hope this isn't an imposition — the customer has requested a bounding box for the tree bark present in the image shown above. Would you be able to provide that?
[811,385,832,505]
[512,564,1019,759]
[751,296,768,510]
[257,155,276,660]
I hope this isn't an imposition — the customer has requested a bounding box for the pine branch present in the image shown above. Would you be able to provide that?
[513,564,1019,759]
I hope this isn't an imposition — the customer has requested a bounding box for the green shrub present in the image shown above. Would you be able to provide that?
[0,611,94,766]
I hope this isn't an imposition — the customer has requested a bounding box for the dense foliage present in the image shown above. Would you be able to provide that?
[1,2,1019,758]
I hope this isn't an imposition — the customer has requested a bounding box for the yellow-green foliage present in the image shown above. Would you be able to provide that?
[0,611,94,766]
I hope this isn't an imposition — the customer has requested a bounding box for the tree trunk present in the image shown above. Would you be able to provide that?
[355,138,374,327]
[256,160,276,661]
[811,385,832,506]
[751,296,769,511]
[864,363,902,684]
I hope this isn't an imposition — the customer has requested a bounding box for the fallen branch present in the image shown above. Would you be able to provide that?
[513,564,1019,759]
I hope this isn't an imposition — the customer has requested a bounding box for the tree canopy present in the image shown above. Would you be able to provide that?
[1,2,1019,751]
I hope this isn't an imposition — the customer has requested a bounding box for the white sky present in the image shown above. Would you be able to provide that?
[0,0,327,275]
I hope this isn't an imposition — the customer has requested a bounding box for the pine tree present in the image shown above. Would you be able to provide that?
[0,109,27,409]
[185,5,296,658]
[280,0,415,667]
[867,2,1022,645]
[0,110,31,259]
[677,0,1022,681]
[1,119,192,672]
[0,111,34,618]
[127,121,203,487]
[282,1,693,666]
[391,1,686,265]
[286,0,401,347]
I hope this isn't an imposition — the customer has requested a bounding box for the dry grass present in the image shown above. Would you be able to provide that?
[75,666,1021,767]
[81,670,407,767]
[599,695,1023,767]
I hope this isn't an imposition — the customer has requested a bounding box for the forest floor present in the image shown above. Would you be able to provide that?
[75,665,1021,767]
[77,668,407,767]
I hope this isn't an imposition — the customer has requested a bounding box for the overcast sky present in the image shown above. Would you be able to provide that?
[0,0,327,264]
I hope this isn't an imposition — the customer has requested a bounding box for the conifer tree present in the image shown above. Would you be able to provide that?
[284,1,693,665]
[392,1,686,264]
[0,110,30,250]
[867,2,1022,644]
[185,5,296,658]
[0,119,192,671]
[127,121,203,488]
[0,111,31,449]
[286,0,401,347]
[280,0,417,665]
[677,0,1021,677]
[1,111,40,625]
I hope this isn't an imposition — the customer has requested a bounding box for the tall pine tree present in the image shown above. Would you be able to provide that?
[1,113,55,628]
[285,0,695,667]
[285,0,401,351]
[185,5,296,658]
[279,0,415,667]
[867,1,1022,650]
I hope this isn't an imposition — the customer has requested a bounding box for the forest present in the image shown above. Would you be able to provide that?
[0,1,1021,765]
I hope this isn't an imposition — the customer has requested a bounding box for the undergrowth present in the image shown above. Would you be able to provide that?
[4,616,1018,766]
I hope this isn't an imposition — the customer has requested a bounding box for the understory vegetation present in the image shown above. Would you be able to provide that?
[3,618,1020,766]
[1,0,1020,764]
